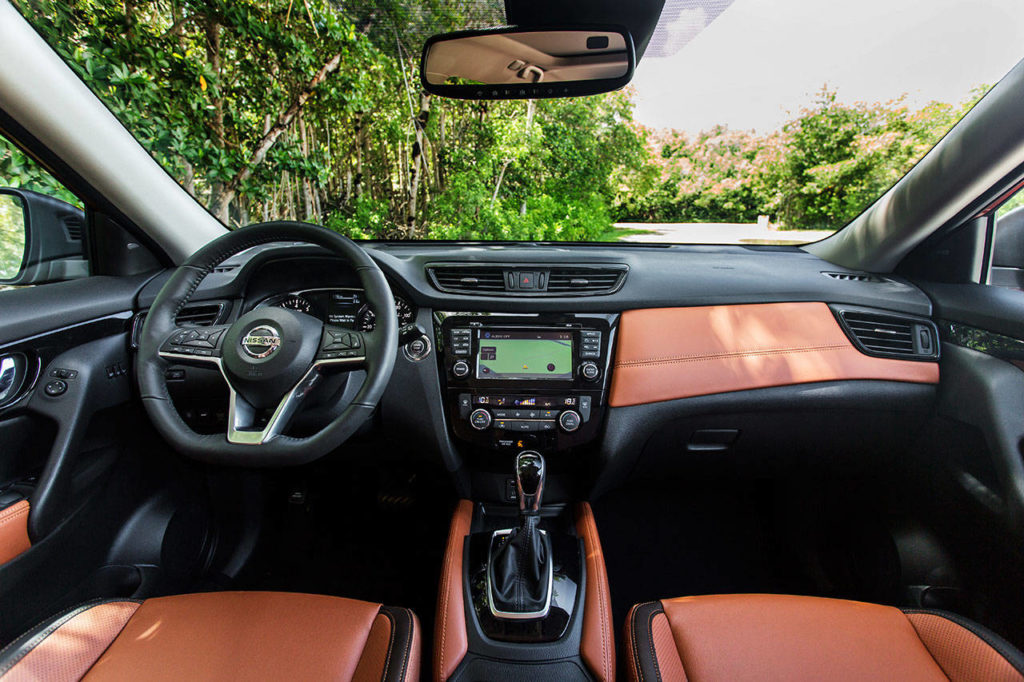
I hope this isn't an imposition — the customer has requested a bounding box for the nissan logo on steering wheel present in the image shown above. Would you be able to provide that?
[241,325,282,359]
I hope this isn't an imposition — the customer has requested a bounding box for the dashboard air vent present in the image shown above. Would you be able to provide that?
[175,302,225,327]
[834,307,939,360]
[547,266,627,294]
[428,266,507,293]
[426,263,628,296]
[823,271,885,283]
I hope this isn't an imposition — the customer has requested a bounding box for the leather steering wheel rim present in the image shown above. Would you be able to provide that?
[136,222,398,467]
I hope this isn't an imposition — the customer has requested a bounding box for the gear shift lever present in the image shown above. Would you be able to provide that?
[488,451,553,619]
[516,450,545,515]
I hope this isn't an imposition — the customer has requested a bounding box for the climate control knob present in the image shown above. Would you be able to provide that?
[452,360,471,378]
[470,408,492,431]
[580,361,600,381]
[558,410,582,432]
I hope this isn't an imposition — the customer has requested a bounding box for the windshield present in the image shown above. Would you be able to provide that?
[9,0,1024,245]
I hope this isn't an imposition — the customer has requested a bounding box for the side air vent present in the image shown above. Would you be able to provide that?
[547,266,627,294]
[62,215,84,241]
[174,302,226,327]
[428,266,507,293]
[822,271,886,283]
[212,265,239,274]
[130,301,228,349]
[426,263,628,296]
[834,307,939,360]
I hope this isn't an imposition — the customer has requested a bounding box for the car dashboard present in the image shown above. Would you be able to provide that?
[135,240,942,501]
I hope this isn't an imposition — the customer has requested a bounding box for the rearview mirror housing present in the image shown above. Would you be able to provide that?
[421,26,635,100]
[0,188,87,285]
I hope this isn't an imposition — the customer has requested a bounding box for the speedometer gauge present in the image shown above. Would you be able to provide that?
[276,295,312,314]
[355,296,415,332]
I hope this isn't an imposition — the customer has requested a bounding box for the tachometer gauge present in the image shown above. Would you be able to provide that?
[276,295,313,315]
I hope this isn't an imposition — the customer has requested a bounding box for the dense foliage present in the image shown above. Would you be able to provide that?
[5,0,986,238]
[615,87,985,230]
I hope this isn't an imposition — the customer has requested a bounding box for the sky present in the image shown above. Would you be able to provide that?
[630,0,1024,134]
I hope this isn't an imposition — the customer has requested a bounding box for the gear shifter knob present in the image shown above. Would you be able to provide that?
[515,451,545,514]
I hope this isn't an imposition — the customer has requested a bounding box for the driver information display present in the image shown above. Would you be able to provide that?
[476,330,573,380]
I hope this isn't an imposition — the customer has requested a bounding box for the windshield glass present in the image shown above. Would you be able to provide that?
[10,0,1024,244]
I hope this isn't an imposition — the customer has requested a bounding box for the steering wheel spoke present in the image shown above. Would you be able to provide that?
[316,325,367,368]
[158,324,230,365]
[225,364,323,445]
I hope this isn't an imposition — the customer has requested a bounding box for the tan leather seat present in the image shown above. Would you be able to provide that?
[625,594,1024,682]
[0,591,420,681]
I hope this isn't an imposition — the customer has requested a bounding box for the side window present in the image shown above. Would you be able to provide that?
[0,134,88,288]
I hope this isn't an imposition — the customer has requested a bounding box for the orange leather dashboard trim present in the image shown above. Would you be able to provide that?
[434,499,473,682]
[609,303,939,407]
[0,500,31,565]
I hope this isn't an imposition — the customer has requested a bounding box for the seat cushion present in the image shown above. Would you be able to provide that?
[0,591,420,682]
[625,594,1024,682]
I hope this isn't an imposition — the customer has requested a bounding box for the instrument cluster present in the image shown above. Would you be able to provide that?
[256,288,415,332]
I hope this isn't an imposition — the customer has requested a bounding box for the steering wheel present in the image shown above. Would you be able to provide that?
[136,222,397,466]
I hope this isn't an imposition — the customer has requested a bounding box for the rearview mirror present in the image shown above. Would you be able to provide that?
[421,26,635,100]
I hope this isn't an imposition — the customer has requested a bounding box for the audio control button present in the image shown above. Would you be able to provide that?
[453,360,471,377]
[580,362,600,381]
[470,408,492,430]
[559,410,581,432]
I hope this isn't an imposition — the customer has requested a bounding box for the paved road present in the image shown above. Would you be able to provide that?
[616,222,835,245]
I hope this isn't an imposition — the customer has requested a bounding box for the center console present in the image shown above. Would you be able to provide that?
[436,313,616,452]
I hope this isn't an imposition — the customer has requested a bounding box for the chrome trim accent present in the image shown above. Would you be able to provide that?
[402,334,432,362]
[486,528,553,620]
[158,350,364,445]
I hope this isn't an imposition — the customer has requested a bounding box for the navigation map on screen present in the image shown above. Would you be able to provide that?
[476,330,573,380]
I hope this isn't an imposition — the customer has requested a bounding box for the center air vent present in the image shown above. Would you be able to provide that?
[425,263,627,296]
[547,267,626,293]
[834,307,939,360]
[428,266,507,293]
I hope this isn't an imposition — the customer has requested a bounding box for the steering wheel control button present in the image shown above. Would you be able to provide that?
[453,360,471,377]
[470,408,492,430]
[241,325,282,359]
[580,361,601,381]
[559,410,582,432]
[44,380,68,397]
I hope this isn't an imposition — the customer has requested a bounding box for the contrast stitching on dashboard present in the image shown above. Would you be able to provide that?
[616,344,848,368]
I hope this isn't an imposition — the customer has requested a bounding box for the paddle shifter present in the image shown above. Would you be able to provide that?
[487,451,554,619]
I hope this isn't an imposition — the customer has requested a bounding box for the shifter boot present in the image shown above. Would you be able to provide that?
[490,514,551,614]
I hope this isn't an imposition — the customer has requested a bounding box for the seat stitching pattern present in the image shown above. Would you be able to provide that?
[0,600,142,677]
[379,609,396,682]
[393,608,414,682]
[646,609,663,682]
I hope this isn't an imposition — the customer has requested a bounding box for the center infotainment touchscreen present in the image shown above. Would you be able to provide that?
[476,330,573,380]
